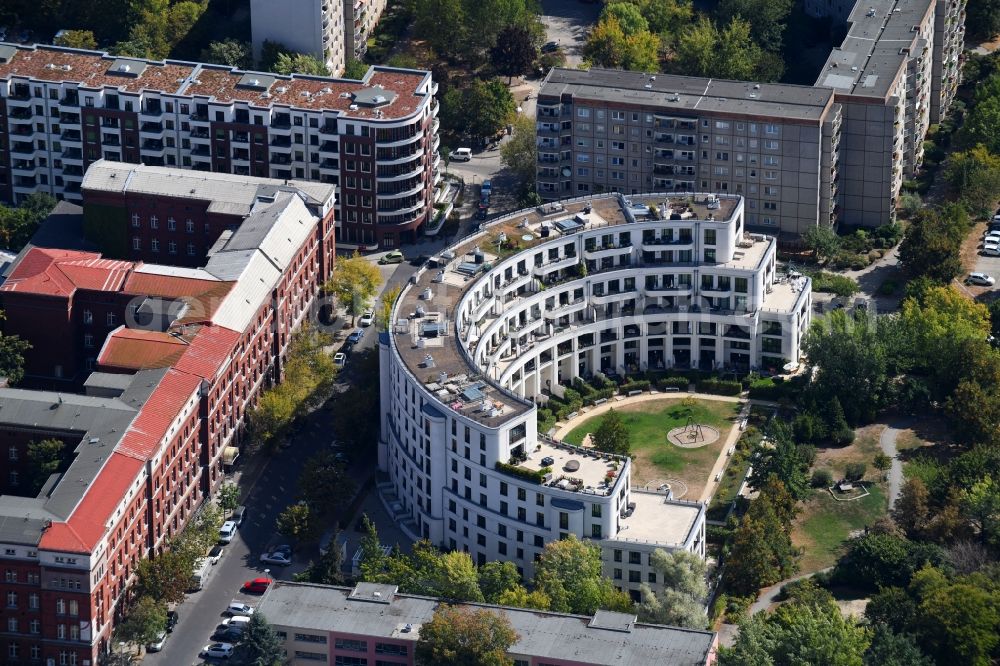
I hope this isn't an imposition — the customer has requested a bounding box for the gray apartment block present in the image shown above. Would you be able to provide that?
[540,0,967,235]
[536,69,841,239]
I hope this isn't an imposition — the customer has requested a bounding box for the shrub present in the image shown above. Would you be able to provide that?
[845,462,867,482]
[658,376,691,391]
[495,461,546,484]
[811,469,834,488]
[619,379,650,394]
[832,427,856,446]
[807,271,860,298]
[878,280,898,295]
[696,378,742,396]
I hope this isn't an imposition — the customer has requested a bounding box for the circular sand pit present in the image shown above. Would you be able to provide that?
[667,424,720,449]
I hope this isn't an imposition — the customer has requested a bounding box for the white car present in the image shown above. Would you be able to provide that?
[333,352,346,369]
[968,272,996,286]
[218,521,237,544]
[147,631,167,652]
[347,328,364,344]
[225,601,254,617]
[984,242,1000,256]
[202,643,234,659]
[985,231,1000,242]
[359,310,375,327]
[450,147,473,161]
[260,551,292,566]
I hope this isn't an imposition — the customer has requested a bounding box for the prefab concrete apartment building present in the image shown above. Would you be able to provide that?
[537,0,966,236]
[0,43,441,249]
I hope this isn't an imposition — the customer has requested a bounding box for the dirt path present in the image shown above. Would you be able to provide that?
[879,418,910,511]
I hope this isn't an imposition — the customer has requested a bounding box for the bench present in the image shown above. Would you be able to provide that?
[627,390,642,397]
[662,387,680,392]
[593,398,608,406]
[566,411,579,420]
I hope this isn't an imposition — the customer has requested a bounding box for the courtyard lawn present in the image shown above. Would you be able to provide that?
[792,484,887,572]
[562,398,740,500]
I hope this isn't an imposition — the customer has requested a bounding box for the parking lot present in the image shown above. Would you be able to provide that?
[967,220,1000,299]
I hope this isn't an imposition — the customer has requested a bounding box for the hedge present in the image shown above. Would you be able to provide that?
[696,378,742,396]
[495,461,546,484]
[658,376,690,391]
[619,379,651,394]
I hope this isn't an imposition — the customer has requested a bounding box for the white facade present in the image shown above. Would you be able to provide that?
[379,192,811,598]
[250,0,346,75]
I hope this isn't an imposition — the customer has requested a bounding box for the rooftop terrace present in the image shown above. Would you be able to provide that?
[614,490,704,547]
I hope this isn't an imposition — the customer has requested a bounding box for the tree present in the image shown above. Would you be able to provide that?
[723,477,798,596]
[637,550,708,628]
[273,52,329,76]
[960,475,1000,545]
[633,0,693,38]
[298,452,356,519]
[26,438,66,493]
[478,561,521,604]
[496,584,551,610]
[748,426,808,499]
[325,252,383,324]
[713,17,766,81]
[114,595,167,646]
[602,2,649,35]
[54,30,98,49]
[416,605,518,666]
[490,25,537,83]
[591,408,630,455]
[218,482,241,517]
[832,533,940,592]
[873,453,892,475]
[672,16,716,76]
[276,502,314,541]
[944,146,1000,218]
[717,0,793,52]
[721,582,870,666]
[135,548,195,604]
[670,16,777,80]
[343,57,369,79]
[500,116,538,190]
[358,514,389,581]
[967,0,1000,39]
[899,205,968,283]
[803,224,841,263]
[623,29,660,72]
[534,535,632,615]
[233,612,286,666]
[306,536,346,585]
[202,39,253,69]
[586,15,631,69]
[412,0,467,57]
[462,79,516,141]
[917,580,1000,665]
[864,625,933,666]
[0,329,31,386]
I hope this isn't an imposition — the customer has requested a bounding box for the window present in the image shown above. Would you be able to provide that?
[591,524,602,538]
[84,334,94,348]
[629,570,641,583]
[149,215,158,229]
[83,309,93,324]
[151,238,159,252]
[375,643,408,656]
[133,237,141,250]
[187,243,196,256]
[8,446,17,461]
[131,213,140,228]
[614,549,622,562]
[167,217,176,231]
[592,504,602,517]
[334,657,365,665]
[629,551,641,565]
[185,219,194,233]
[106,313,116,326]
[295,651,328,661]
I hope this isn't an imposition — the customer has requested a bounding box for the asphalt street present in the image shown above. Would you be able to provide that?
[144,258,419,666]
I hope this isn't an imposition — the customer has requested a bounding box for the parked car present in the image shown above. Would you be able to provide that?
[219,616,251,636]
[226,601,255,616]
[260,551,292,566]
[333,352,347,368]
[481,179,492,195]
[242,577,272,594]
[542,41,559,53]
[147,631,167,652]
[968,272,996,286]
[208,545,224,565]
[231,505,247,528]
[359,310,375,327]
[334,451,351,465]
[378,250,405,265]
[218,521,237,544]
[450,147,473,161]
[347,328,365,344]
[202,643,234,659]
[166,610,179,632]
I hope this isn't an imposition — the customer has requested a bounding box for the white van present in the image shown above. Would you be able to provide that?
[218,521,237,544]
[450,147,472,162]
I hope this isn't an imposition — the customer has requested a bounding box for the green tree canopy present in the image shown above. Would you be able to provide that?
[717,0,793,52]
[534,535,633,614]
[325,252,384,322]
[500,115,539,190]
[601,2,650,35]
[26,438,66,494]
[416,605,518,666]
[944,146,1000,219]
[489,25,537,83]
[637,549,708,628]
[233,612,285,666]
[273,52,330,76]
[54,30,98,49]
[202,39,253,69]
[276,502,314,541]
[114,595,167,646]
[591,408,630,455]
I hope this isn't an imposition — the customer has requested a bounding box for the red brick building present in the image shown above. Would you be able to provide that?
[0,164,336,665]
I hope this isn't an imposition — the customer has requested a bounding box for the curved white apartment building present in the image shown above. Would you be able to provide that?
[378,192,811,599]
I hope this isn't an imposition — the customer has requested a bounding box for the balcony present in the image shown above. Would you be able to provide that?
[61,130,82,144]
[190,128,210,140]
[190,145,210,156]
[59,113,81,125]
[101,136,121,146]
[271,154,292,165]
[140,122,163,135]
[10,108,32,120]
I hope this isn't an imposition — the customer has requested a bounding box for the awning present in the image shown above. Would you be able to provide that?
[222,446,240,466]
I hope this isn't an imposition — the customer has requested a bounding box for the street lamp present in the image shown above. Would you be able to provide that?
[118,641,126,666]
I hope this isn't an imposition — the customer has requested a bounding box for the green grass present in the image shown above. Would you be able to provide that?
[562,399,739,490]
[793,485,887,571]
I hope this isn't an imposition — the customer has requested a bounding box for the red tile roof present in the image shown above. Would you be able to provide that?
[173,325,241,380]
[97,328,189,371]
[1,248,132,297]
[39,452,144,554]
[116,369,202,460]
[0,46,195,93]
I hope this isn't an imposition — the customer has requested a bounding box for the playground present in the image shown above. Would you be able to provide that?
[558,396,740,500]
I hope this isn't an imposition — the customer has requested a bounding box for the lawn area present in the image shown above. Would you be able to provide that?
[810,424,884,481]
[792,484,887,572]
[561,398,740,500]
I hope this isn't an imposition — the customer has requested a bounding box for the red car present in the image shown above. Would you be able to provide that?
[242,577,272,593]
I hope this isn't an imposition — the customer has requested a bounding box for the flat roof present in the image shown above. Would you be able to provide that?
[259,581,717,665]
[613,490,704,547]
[815,0,934,99]
[81,160,335,216]
[0,44,431,121]
[540,68,835,123]
[518,438,627,496]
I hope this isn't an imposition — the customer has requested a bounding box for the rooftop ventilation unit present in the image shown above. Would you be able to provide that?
[437,371,448,383]
[422,354,435,368]
[422,287,433,300]
[667,92,680,102]
[349,104,359,110]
